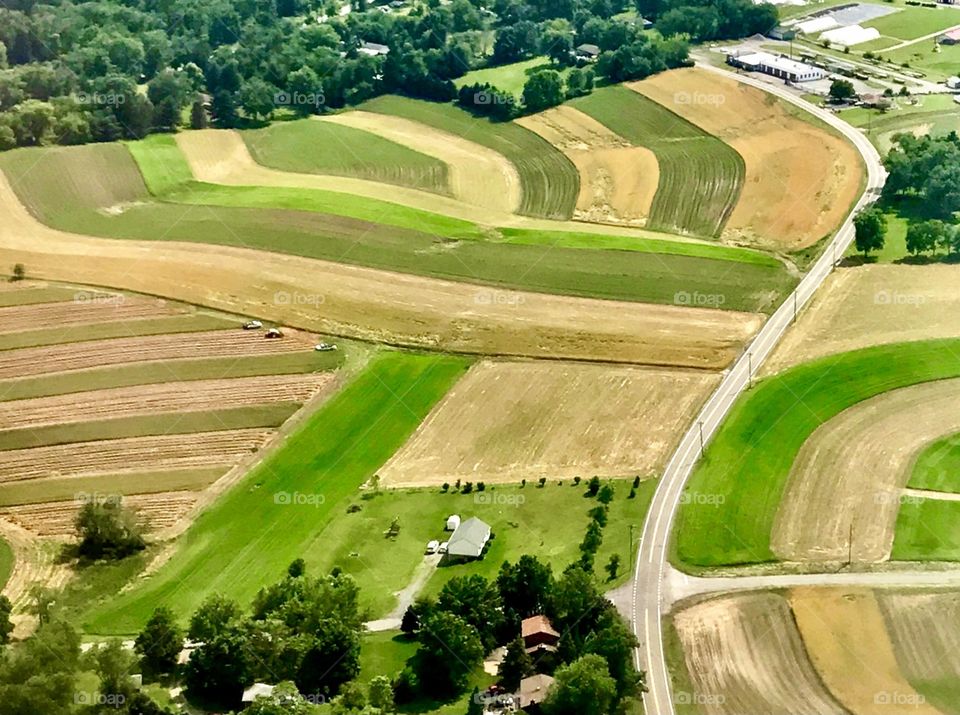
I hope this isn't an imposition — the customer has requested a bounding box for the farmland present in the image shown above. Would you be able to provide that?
[453,56,571,97]
[675,339,960,567]
[242,118,451,194]
[864,4,960,41]
[571,86,745,238]
[79,351,470,634]
[380,360,719,486]
[631,68,865,250]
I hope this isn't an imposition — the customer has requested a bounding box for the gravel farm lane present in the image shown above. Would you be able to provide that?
[632,63,887,715]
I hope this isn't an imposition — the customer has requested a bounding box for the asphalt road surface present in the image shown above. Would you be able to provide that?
[633,63,888,715]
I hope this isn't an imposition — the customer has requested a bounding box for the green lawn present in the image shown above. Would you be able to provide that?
[0,349,344,401]
[893,499,960,560]
[907,433,960,492]
[839,95,960,152]
[0,141,792,312]
[0,403,298,451]
[454,56,572,97]
[361,95,580,220]
[79,351,471,634]
[884,40,960,81]
[571,86,745,239]
[865,6,960,41]
[242,119,451,194]
[675,339,960,568]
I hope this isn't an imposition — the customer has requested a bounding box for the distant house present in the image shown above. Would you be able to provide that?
[518,674,555,711]
[359,41,390,56]
[521,615,560,654]
[575,43,601,61]
[446,516,491,559]
[768,25,797,41]
[241,683,275,704]
[940,28,960,45]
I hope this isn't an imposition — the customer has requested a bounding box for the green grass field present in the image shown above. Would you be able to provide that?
[571,86,745,238]
[454,56,572,97]
[840,95,960,152]
[0,403,298,451]
[0,349,344,401]
[893,499,960,560]
[0,538,12,590]
[79,351,471,634]
[864,6,960,41]
[361,95,580,220]
[0,286,87,307]
[885,40,960,81]
[0,142,792,312]
[242,119,451,194]
[675,339,960,568]
[907,433,960,492]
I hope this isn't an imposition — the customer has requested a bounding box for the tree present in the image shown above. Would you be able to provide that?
[586,476,601,497]
[188,593,242,642]
[584,612,642,699]
[497,636,535,691]
[287,558,306,578]
[88,639,139,707]
[597,484,614,504]
[135,606,184,679]
[605,554,620,581]
[10,263,25,282]
[497,555,555,621]
[74,497,145,560]
[417,612,484,695]
[0,595,13,645]
[333,680,366,713]
[829,78,856,102]
[522,70,565,113]
[565,67,594,98]
[853,207,886,258]
[905,220,947,256]
[189,98,208,129]
[401,605,420,635]
[368,675,395,711]
[240,77,279,120]
[466,686,483,715]
[28,585,55,626]
[245,681,313,715]
[542,654,617,715]
[437,575,504,650]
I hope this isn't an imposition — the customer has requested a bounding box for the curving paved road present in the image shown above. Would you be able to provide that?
[632,63,887,715]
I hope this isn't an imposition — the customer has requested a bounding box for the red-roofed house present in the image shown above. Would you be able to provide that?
[940,28,960,45]
[521,615,560,654]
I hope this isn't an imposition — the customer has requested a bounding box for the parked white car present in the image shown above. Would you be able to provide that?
[243,320,263,330]
[425,540,440,555]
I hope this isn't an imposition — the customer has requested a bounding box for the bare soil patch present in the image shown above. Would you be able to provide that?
[0,429,272,483]
[319,112,522,214]
[0,327,315,379]
[0,170,760,367]
[517,106,659,225]
[672,591,844,714]
[630,68,863,250]
[380,360,718,486]
[0,374,331,430]
[791,587,938,714]
[766,265,960,374]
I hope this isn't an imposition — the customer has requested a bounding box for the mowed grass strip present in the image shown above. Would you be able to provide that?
[571,86,745,238]
[361,95,579,220]
[0,286,88,307]
[80,351,471,634]
[0,466,226,507]
[1,143,791,312]
[675,339,960,568]
[242,119,451,194]
[0,403,297,451]
[0,350,343,402]
[907,434,960,492]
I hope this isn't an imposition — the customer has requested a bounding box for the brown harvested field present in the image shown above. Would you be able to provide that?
[772,379,960,563]
[672,591,844,715]
[766,265,960,374]
[0,491,198,536]
[879,590,960,708]
[0,327,316,379]
[319,112,522,214]
[0,373,331,430]
[0,429,272,483]
[0,171,761,367]
[516,106,659,225]
[629,68,863,250]
[379,360,718,486]
[0,295,182,335]
[0,518,69,634]
[790,587,938,714]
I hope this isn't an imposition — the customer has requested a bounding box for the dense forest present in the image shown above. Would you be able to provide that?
[0,0,777,149]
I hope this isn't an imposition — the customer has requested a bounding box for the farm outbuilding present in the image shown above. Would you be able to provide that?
[940,28,960,44]
[819,24,880,47]
[727,51,825,82]
[445,514,461,531]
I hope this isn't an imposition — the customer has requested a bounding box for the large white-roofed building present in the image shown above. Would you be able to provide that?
[727,51,825,82]
[819,24,880,47]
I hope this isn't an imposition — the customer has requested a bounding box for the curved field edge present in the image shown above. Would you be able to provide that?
[0,141,793,313]
[79,351,471,634]
[240,119,452,195]
[0,537,12,590]
[674,338,960,568]
[359,95,580,220]
[570,86,745,239]
[906,432,960,492]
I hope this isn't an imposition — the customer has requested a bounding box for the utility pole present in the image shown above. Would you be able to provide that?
[747,351,753,388]
[793,291,798,322]
[698,420,705,453]
[628,524,635,562]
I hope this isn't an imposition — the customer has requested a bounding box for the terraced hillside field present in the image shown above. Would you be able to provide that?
[361,95,580,220]
[631,67,864,250]
[571,86,745,238]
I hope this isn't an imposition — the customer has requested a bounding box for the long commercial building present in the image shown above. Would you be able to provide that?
[727,51,825,82]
